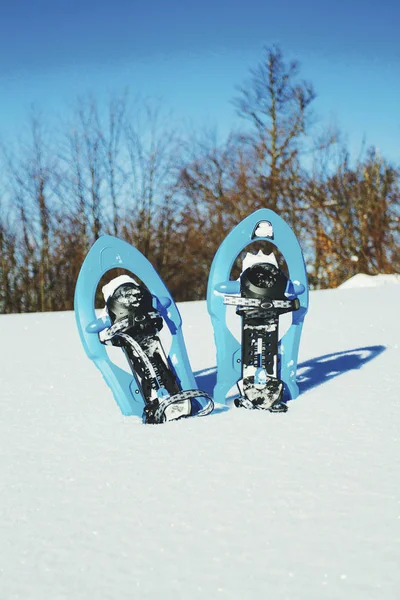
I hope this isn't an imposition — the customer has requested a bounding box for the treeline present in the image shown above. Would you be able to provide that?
[0,46,399,313]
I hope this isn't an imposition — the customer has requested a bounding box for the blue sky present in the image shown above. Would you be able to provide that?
[1,0,399,163]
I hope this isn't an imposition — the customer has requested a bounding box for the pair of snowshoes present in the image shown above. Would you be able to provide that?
[74,209,308,424]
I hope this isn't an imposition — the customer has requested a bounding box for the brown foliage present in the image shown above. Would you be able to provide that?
[0,49,399,313]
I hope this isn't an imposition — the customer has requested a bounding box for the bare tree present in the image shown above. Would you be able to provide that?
[100,92,128,236]
[0,200,18,313]
[63,97,106,243]
[123,100,181,258]
[234,45,316,214]
[2,111,56,311]
[306,146,400,288]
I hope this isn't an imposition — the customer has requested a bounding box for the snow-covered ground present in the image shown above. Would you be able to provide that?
[1,283,399,599]
[338,273,400,289]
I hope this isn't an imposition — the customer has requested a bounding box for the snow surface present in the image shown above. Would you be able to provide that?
[1,284,400,599]
[338,273,400,289]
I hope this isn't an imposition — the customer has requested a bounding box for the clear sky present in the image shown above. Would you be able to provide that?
[1,0,399,163]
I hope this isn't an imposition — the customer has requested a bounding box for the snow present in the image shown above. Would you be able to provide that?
[1,284,400,599]
[338,273,400,289]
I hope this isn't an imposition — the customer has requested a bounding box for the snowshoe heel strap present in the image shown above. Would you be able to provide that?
[145,390,214,424]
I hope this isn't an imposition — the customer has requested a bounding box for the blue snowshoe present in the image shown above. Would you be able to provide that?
[207,209,309,412]
[74,235,213,424]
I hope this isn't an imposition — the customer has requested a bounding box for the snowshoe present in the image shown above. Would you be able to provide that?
[75,235,213,423]
[207,209,309,410]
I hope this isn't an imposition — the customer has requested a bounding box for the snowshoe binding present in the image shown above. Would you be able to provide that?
[226,262,300,412]
[100,276,214,424]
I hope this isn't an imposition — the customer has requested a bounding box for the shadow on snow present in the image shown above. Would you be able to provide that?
[296,345,386,395]
[194,345,386,405]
